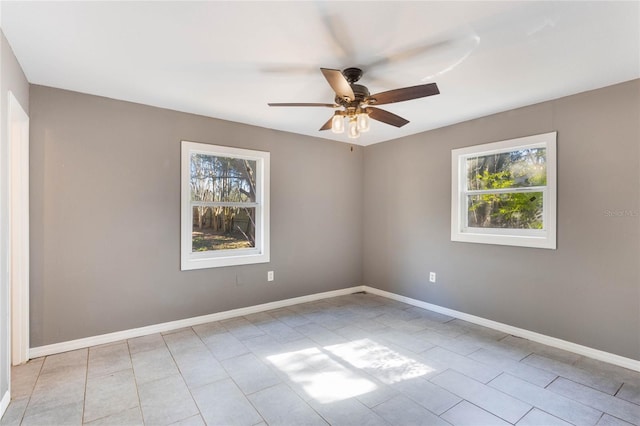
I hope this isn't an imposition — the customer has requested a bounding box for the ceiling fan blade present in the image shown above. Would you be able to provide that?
[321,14,356,60]
[363,39,455,70]
[260,64,317,74]
[369,83,439,105]
[319,116,333,131]
[320,68,355,102]
[268,103,337,107]
[367,107,410,128]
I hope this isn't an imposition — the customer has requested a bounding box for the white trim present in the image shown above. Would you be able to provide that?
[0,390,9,420]
[451,132,557,249]
[29,286,363,358]
[27,284,640,373]
[363,286,640,372]
[8,92,29,366]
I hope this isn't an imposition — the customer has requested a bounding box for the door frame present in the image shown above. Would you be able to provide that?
[8,91,29,366]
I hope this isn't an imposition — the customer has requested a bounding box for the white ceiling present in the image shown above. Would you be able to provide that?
[1,1,639,145]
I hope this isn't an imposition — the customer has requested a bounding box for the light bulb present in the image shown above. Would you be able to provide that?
[331,114,344,134]
[348,118,360,139]
[357,112,370,132]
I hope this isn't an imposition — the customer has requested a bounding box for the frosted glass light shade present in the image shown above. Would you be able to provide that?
[357,113,370,132]
[331,114,344,133]
[348,118,360,139]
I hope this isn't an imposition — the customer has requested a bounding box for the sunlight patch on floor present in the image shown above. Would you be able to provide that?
[325,338,435,384]
[267,338,435,403]
[267,347,377,404]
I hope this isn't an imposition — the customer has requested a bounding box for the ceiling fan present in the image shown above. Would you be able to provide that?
[268,67,440,139]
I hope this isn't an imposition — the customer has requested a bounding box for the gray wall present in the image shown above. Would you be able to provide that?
[0,29,29,402]
[29,85,363,347]
[27,77,640,362]
[363,79,640,361]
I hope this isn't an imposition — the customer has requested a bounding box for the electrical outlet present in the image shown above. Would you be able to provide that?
[267,271,274,282]
[429,272,436,283]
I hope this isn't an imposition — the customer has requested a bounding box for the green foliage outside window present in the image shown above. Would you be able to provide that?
[466,148,546,229]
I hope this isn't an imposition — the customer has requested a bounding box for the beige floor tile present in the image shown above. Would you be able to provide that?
[5,294,636,426]
[84,406,144,426]
[83,369,139,423]
[138,374,199,425]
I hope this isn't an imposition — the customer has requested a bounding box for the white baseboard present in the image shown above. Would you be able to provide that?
[363,286,640,372]
[1,390,9,420]
[29,284,640,373]
[29,286,364,359]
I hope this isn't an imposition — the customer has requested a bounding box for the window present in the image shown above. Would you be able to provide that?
[451,132,557,249]
[181,141,270,270]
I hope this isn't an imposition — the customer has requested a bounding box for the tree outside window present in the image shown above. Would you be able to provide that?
[451,132,557,249]
[181,142,270,270]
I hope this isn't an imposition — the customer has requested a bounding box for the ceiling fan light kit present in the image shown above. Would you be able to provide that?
[331,108,370,137]
[268,67,440,140]
[356,112,370,132]
[348,117,360,139]
[331,113,345,134]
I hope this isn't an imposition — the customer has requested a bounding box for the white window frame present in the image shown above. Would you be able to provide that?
[181,141,270,270]
[451,132,557,249]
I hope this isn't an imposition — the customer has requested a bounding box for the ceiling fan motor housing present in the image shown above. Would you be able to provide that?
[342,67,363,83]
[336,84,370,107]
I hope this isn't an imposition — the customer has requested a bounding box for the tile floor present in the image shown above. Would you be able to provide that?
[1,292,639,425]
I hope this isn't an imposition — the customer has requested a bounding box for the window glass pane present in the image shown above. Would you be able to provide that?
[192,206,256,251]
[466,148,546,190]
[467,192,543,229]
[190,154,257,203]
